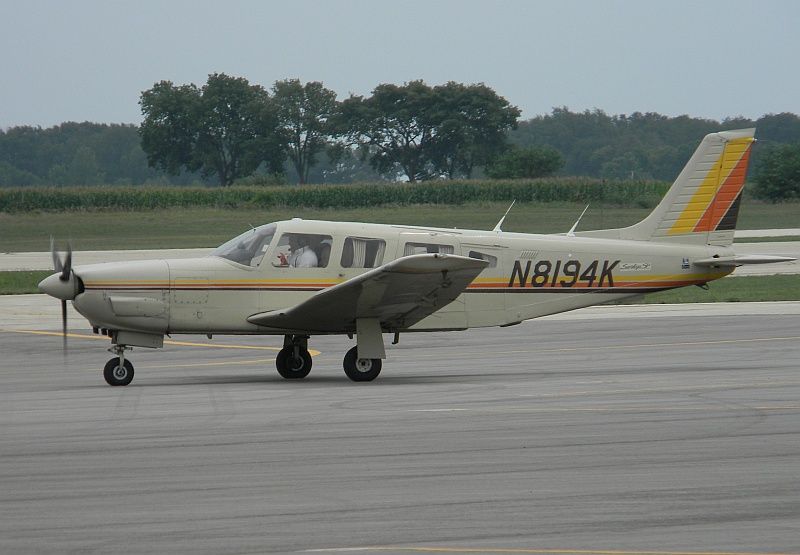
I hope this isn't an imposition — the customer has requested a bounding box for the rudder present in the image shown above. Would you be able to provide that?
[579,128,755,246]
[631,128,755,245]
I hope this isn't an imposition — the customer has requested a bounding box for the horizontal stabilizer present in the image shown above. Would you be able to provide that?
[248,254,488,332]
[694,254,797,268]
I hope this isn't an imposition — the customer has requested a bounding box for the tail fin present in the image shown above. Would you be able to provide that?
[579,128,755,246]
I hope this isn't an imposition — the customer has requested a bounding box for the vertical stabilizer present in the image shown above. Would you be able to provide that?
[579,129,755,246]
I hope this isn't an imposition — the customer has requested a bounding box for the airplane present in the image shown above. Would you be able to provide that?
[39,128,795,386]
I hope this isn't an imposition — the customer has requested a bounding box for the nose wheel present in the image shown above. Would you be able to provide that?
[103,344,134,386]
[103,357,134,386]
[343,346,382,382]
[276,335,312,379]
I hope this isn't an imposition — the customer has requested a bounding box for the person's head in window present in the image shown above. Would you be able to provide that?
[287,235,318,268]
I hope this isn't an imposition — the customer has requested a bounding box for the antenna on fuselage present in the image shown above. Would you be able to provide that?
[566,204,590,237]
[492,200,516,233]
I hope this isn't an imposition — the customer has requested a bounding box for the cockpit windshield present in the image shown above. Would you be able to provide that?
[211,223,277,267]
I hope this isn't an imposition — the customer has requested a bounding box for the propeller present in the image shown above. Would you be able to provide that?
[42,238,76,352]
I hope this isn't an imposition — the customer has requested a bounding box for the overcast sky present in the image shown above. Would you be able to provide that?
[1,0,798,129]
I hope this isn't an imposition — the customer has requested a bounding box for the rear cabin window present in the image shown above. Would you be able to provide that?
[403,242,455,256]
[341,237,386,268]
[274,233,332,268]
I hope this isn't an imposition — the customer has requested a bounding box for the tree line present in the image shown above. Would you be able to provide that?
[139,74,522,186]
[1,75,799,199]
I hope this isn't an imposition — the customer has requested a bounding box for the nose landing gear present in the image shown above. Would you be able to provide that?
[104,345,134,386]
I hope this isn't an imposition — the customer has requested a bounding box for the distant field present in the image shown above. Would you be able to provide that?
[1,200,797,252]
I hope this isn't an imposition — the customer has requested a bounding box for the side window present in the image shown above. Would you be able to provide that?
[341,237,386,268]
[468,250,498,267]
[403,242,455,256]
[273,233,332,268]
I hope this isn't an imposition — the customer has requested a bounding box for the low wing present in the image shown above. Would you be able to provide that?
[694,254,796,267]
[247,254,489,332]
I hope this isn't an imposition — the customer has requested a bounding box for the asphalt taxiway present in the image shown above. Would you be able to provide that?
[1,300,799,554]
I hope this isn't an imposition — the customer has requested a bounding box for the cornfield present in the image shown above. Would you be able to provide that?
[0,178,669,213]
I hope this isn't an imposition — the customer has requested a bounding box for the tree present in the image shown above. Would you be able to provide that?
[139,73,285,186]
[485,146,564,179]
[272,79,338,184]
[430,82,520,179]
[139,81,200,176]
[336,81,439,182]
[66,146,104,185]
[194,74,284,186]
[752,143,800,201]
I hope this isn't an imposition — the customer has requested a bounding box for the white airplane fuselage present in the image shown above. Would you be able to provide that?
[68,218,734,337]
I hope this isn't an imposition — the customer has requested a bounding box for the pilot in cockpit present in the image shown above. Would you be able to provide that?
[279,234,318,268]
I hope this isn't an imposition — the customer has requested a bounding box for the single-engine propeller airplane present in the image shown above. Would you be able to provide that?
[39,129,795,385]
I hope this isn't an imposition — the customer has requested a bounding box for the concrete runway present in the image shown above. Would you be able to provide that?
[1,302,800,554]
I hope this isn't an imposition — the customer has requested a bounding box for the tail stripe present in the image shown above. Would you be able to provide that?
[668,136,754,235]
[714,192,742,231]
[693,140,752,232]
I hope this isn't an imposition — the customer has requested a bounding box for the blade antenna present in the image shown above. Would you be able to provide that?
[493,200,516,233]
[567,204,590,237]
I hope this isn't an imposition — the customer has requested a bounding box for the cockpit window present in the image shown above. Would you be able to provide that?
[211,223,277,267]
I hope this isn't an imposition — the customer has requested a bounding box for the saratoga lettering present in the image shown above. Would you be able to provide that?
[508,259,620,288]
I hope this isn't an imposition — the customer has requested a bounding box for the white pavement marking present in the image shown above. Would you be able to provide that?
[735,228,800,238]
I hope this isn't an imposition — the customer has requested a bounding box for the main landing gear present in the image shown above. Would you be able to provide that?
[274,335,383,382]
[275,335,313,379]
[343,346,382,382]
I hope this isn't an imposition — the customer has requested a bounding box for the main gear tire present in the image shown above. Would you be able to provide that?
[276,346,312,379]
[343,346,382,382]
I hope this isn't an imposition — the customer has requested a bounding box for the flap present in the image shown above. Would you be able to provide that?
[247,253,488,332]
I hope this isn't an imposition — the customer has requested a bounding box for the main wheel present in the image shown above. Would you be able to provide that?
[343,346,382,382]
[276,346,312,379]
[103,358,134,386]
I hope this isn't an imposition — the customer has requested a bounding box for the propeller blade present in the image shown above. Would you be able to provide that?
[50,236,63,274]
[61,299,68,352]
[60,242,73,282]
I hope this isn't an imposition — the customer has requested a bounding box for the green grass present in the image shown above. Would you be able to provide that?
[1,200,797,252]
[0,271,50,295]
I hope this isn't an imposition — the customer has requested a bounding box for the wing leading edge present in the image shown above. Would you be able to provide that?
[247,253,489,333]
